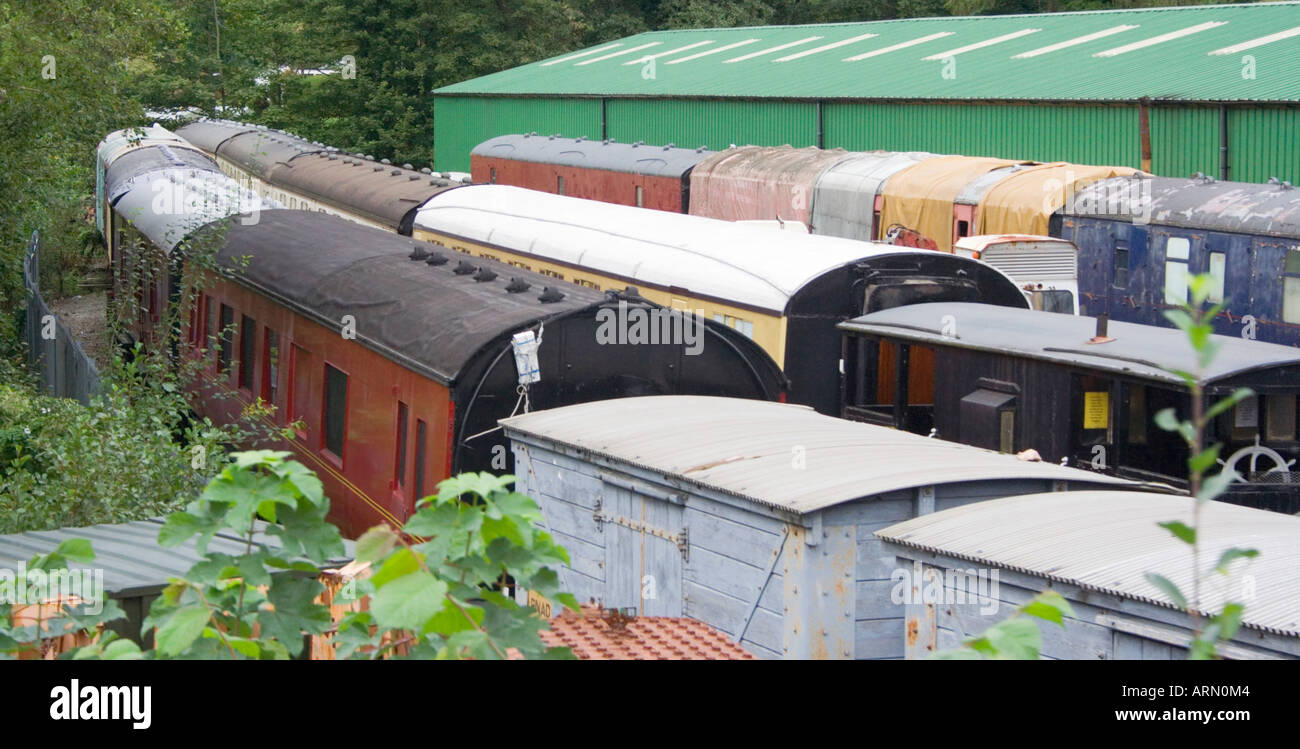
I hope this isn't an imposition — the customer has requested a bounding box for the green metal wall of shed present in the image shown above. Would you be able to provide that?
[822,102,1139,167]
[605,99,817,151]
[434,96,602,171]
[1150,106,1219,180]
[1228,107,1300,184]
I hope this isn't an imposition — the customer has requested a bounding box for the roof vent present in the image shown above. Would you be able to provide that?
[425,252,448,266]
[391,169,401,176]
[461,177,472,184]
[403,163,413,170]
[664,143,674,150]
[1087,313,1115,345]
[381,158,391,165]
[421,167,432,174]
[548,134,556,140]
[506,278,531,293]
[373,166,384,172]
[538,286,565,303]
[409,245,429,261]
[366,154,374,160]
[697,146,707,152]
[453,260,477,275]
[473,267,498,283]
[1268,177,1293,190]
[441,172,451,178]
[409,175,420,181]
[576,136,586,142]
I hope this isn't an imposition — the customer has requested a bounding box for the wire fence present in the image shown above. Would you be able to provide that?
[22,231,101,405]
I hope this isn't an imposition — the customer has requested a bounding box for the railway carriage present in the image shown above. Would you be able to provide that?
[100,129,786,537]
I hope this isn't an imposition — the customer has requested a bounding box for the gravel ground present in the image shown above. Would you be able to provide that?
[49,290,109,370]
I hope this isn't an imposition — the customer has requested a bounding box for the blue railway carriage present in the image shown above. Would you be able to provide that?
[1058,174,1300,347]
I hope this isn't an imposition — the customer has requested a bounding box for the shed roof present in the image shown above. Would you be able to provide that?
[0,518,354,600]
[1062,174,1300,239]
[875,490,1300,637]
[501,396,1144,515]
[435,3,1300,103]
[415,184,992,315]
[473,133,713,177]
[205,210,606,385]
[840,301,1300,386]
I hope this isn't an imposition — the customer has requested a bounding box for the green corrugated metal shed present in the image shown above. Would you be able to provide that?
[433,3,1300,180]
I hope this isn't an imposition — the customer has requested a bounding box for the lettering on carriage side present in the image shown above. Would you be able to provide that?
[595,300,705,356]
[49,679,151,730]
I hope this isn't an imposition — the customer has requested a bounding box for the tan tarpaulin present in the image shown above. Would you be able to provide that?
[976,162,1144,237]
[878,156,1025,253]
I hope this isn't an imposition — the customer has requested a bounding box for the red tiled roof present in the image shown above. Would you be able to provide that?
[540,605,756,660]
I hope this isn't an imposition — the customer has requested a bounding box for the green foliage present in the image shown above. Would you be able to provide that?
[1146,272,1259,660]
[930,590,1074,660]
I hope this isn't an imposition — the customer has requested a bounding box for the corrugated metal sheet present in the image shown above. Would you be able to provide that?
[500,396,1145,515]
[839,301,1300,385]
[414,184,927,315]
[810,150,940,240]
[434,97,602,172]
[436,4,1300,102]
[1150,106,1220,180]
[605,99,818,152]
[875,490,1300,637]
[687,146,851,225]
[1064,173,1300,238]
[1229,107,1300,184]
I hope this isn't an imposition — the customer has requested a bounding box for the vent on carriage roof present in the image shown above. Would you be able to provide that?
[506,277,531,293]
[453,260,477,275]
[409,245,429,261]
[539,286,566,303]
[474,267,498,282]
[425,252,449,266]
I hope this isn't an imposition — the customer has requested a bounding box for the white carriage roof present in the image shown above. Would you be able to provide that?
[415,185,959,314]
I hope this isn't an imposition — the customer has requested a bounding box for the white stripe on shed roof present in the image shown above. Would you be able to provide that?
[724,36,823,63]
[667,38,761,64]
[1011,25,1139,59]
[540,43,622,66]
[1093,21,1227,57]
[876,491,1300,637]
[921,28,1042,60]
[623,41,715,65]
[844,32,953,61]
[501,397,1146,515]
[773,33,878,62]
[576,42,661,65]
[1208,26,1300,55]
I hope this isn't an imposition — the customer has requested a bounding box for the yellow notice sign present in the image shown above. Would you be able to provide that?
[1084,391,1109,430]
[526,589,553,618]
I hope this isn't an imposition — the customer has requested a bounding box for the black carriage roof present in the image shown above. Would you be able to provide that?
[839,302,1300,386]
[1063,174,1300,239]
[473,133,713,178]
[199,210,607,385]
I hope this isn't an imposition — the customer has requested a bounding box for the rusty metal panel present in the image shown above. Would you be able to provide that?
[688,145,851,225]
[782,522,856,659]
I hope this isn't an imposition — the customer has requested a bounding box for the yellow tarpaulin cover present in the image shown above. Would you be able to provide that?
[878,156,1025,253]
[976,162,1143,237]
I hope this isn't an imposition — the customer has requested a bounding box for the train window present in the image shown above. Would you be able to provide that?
[239,315,256,391]
[204,297,215,354]
[738,320,755,339]
[635,186,644,207]
[1112,243,1129,288]
[414,419,428,502]
[1163,237,1190,305]
[1283,250,1300,323]
[956,220,970,238]
[218,304,234,373]
[323,364,348,460]
[1207,252,1226,304]
[556,176,565,195]
[288,343,311,436]
[1125,384,1147,445]
[394,401,409,489]
[261,328,279,407]
[489,168,497,184]
[1266,395,1296,442]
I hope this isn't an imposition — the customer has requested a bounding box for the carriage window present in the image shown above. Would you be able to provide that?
[239,315,256,391]
[1266,395,1296,442]
[556,176,565,195]
[394,401,409,488]
[1208,251,1226,304]
[1126,384,1147,445]
[489,168,496,184]
[1113,244,1129,288]
[1163,237,1190,305]
[204,297,214,351]
[956,220,969,238]
[1284,250,1300,323]
[635,186,644,207]
[323,364,348,459]
[261,328,279,407]
[218,304,234,373]
[414,419,428,501]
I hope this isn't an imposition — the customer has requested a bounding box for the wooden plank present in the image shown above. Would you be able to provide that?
[855,617,904,660]
[683,579,748,637]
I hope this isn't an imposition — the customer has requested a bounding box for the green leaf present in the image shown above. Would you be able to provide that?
[1215,603,1245,640]
[369,572,448,631]
[1018,590,1075,626]
[154,606,211,657]
[54,538,94,564]
[101,639,143,660]
[1215,547,1259,574]
[981,617,1042,660]
[1198,469,1239,504]
[1157,520,1196,545]
[1144,572,1189,610]
[1205,388,1254,421]
[355,525,399,563]
[1153,408,1181,432]
[371,547,422,588]
[158,511,202,547]
[1187,445,1221,475]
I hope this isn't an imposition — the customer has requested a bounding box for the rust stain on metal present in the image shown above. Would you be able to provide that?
[907,617,919,647]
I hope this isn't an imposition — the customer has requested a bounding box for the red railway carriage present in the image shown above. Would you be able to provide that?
[470,134,712,213]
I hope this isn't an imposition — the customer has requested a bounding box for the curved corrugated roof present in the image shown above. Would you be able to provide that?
[436,4,1300,103]
[96,125,198,169]
[501,396,1147,515]
[473,133,713,178]
[875,491,1300,637]
[839,301,1300,385]
[175,119,265,153]
[1063,174,1300,239]
[811,151,941,241]
[414,185,992,315]
[688,146,853,227]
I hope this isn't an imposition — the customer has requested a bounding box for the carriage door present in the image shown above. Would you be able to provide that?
[1070,373,1115,472]
[598,480,684,617]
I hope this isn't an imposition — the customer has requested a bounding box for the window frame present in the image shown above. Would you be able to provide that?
[321,362,349,466]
